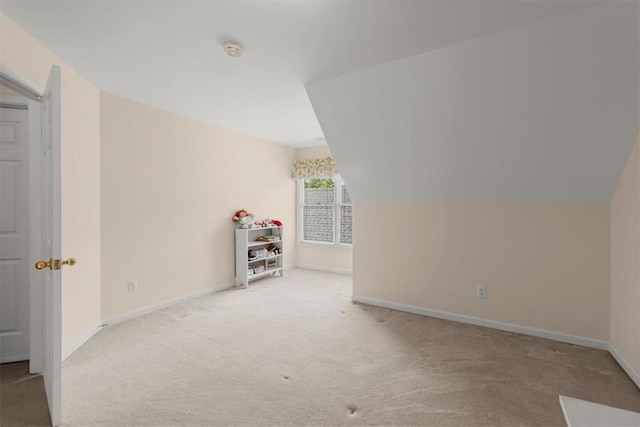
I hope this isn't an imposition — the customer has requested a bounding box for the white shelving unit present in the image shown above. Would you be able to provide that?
[235,226,284,288]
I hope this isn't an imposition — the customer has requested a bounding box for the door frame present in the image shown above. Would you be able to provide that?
[0,95,38,367]
[28,96,43,374]
[0,68,45,374]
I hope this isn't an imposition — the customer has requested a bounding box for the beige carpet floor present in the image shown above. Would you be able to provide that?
[62,269,639,426]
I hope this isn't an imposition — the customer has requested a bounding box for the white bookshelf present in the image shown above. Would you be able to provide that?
[235,226,284,288]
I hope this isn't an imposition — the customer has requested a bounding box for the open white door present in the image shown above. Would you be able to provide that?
[37,65,62,427]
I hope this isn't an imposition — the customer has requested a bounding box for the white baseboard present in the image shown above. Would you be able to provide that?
[62,323,102,362]
[1,354,29,364]
[352,296,609,350]
[295,264,352,275]
[102,282,236,327]
[608,343,640,389]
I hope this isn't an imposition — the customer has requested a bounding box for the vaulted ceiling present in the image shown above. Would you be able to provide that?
[3,2,636,203]
[308,3,639,203]
[2,1,590,147]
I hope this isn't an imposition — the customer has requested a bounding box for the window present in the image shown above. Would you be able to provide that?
[298,177,352,247]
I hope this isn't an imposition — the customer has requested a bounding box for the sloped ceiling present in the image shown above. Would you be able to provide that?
[1,1,588,147]
[307,3,639,203]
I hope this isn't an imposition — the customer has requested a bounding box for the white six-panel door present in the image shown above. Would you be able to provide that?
[0,104,30,363]
[40,65,62,427]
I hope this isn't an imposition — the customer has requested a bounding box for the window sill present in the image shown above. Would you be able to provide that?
[297,241,352,251]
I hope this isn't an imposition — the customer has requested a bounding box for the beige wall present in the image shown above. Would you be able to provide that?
[354,203,610,340]
[0,14,102,350]
[610,136,640,378]
[294,145,353,273]
[296,246,352,274]
[295,145,333,161]
[100,93,295,320]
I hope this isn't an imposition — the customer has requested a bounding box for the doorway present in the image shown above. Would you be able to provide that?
[0,86,32,364]
[0,66,62,426]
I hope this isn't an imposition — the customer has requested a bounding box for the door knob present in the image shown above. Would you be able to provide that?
[60,258,76,266]
[35,258,53,270]
[35,258,77,270]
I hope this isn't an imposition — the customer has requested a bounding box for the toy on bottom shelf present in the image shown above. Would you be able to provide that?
[232,209,254,229]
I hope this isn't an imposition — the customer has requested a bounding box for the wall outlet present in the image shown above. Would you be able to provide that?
[476,285,487,299]
[127,280,138,293]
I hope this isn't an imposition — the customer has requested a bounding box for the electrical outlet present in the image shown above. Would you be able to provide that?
[127,280,138,293]
[476,285,487,299]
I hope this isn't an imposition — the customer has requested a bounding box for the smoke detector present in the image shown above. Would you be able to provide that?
[223,41,244,58]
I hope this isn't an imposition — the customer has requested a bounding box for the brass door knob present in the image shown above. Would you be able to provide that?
[61,258,77,267]
[35,258,53,270]
[35,258,77,270]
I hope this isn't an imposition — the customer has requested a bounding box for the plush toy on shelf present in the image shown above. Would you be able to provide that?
[232,209,254,229]
[257,218,274,228]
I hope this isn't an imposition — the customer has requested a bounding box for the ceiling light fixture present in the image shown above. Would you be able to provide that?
[223,41,244,58]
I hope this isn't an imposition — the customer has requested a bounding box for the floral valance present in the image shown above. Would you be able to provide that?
[292,157,338,180]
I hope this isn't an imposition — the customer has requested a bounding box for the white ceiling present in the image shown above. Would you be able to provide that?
[308,3,639,203]
[1,1,590,147]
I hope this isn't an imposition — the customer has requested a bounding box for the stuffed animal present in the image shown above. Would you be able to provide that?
[257,218,272,228]
[237,216,253,229]
[232,209,254,229]
[232,209,251,222]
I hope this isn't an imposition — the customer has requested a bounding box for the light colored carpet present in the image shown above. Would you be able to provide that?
[62,269,639,426]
